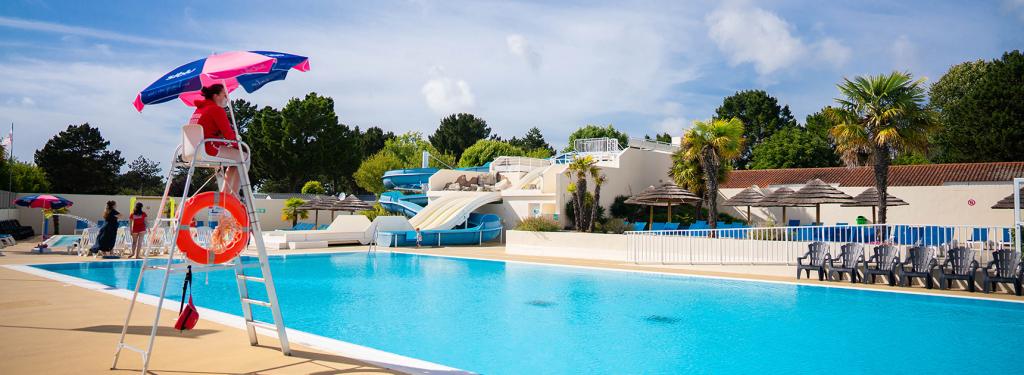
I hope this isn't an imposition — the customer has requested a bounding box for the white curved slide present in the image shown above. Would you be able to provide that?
[408,191,501,230]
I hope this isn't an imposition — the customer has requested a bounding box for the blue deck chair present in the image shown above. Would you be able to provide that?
[195,220,205,228]
[208,221,218,229]
[632,222,647,231]
[317,224,329,230]
[1003,228,1013,244]
[75,219,90,234]
[118,220,129,228]
[97,220,105,228]
[971,227,989,242]
[788,219,801,227]
[650,222,667,231]
[663,222,680,230]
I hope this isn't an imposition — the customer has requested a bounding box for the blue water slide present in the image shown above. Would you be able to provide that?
[376,213,502,247]
[379,191,426,217]
[382,168,438,190]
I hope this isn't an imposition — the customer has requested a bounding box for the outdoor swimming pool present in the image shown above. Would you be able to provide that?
[33,252,1024,374]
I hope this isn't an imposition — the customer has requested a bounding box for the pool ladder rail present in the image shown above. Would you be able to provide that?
[111,138,291,374]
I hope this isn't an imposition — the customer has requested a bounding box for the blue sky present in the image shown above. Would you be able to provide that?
[1,0,1022,169]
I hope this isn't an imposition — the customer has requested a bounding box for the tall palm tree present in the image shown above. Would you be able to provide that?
[828,72,937,224]
[566,155,599,231]
[589,172,606,232]
[670,152,730,220]
[678,118,745,229]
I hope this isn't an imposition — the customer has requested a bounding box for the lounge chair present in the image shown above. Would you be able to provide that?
[650,222,667,231]
[787,219,800,227]
[897,246,937,288]
[797,242,830,280]
[828,243,864,283]
[662,222,680,230]
[980,250,1022,295]
[937,247,979,292]
[632,222,647,231]
[863,245,899,286]
[0,233,15,246]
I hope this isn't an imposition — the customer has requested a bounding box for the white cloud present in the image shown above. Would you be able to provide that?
[506,34,541,71]
[654,116,687,135]
[1005,0,1024,21]
[706,4,806,75]
[890,35,917,70]
[815,38,851,68]
[421,67,476,114]
[0,15,217,51]
[20,97,35,106]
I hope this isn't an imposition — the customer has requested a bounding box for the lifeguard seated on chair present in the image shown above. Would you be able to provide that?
[180,84,247,197]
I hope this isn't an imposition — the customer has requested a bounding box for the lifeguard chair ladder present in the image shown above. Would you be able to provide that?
[110,127,290,374]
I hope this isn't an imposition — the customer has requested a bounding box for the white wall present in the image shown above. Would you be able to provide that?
[719,185,1018,226]
[553,148,675,227]
[506,230,627,262]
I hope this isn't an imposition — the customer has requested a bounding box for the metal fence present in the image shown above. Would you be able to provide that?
[0,190,15,209]
[491,156,551,174]
[628,137,679,153]
[626,223,1022,265]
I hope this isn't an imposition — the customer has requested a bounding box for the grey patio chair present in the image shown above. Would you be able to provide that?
[980,250,1022,296]
[828,243,864,283]
[897,246,937,289]
[863,245,899,286]
[938,247,979,292]
[797,242,830,281]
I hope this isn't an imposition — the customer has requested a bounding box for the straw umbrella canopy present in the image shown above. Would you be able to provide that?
[335,194,373,212]
[298,195,339,227]
[723,185,765,225]
[753,187,808,225]
[991,188,1024,210]
[780,179,855,224]
[626,183,701,228]
[841,187,909,223]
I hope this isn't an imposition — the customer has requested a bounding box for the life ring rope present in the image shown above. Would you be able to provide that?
[176,192,250,264]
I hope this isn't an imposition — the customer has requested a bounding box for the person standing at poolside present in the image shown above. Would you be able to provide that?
[90,200,120,257]
[190,84,243,196]
[415,228,422,248]
[128,202,148,258]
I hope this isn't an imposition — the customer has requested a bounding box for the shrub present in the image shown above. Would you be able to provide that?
[597,219,629,234]
[359,203,392,221]
[515,217,561,232]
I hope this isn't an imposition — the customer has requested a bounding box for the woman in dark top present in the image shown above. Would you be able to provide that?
[91,200,120,256]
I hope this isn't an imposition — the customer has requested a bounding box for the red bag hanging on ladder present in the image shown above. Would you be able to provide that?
[174,265,199,331]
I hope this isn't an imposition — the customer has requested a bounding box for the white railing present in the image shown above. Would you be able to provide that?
[490,156,551,174]
[574,138,621,154]
[628,137,679,153]
[626,223,1021,265]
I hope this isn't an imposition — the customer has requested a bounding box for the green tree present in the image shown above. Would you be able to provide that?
[280,198,309,227]
[507,127,555,155]
[353,132,455,194]
[524,148,553,159]
[359,126,395,160]
[9,160,50,193]
[714,90,796,169]
[563,124,629,152]
[677,118,745,229]
[118,156,164,196]
[246,93,361,193]
[429,113,490,160]
[229,98,259,138]
[34,123,124,194]
[749,127,840,169]
[828,71,938,224]
[645,133,672,143]
[458,139,525,167]
[301,180,326,195]
[930,50,1024,162]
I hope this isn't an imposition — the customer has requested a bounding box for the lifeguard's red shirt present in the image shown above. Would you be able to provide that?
[130,212,147,233]
[189,99,237,156]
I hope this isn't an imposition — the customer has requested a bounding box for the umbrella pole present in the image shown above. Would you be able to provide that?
[649,206,654,230]
[872,206,876,224]
[746,205,751,225]
[782,207,787,226]
[816,204,821,225]
[667,204,672,223]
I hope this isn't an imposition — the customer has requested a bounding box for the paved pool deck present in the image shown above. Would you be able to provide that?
[1,237,1020,374]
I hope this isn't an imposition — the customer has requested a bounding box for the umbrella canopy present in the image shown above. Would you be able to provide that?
[335,195,373,212]
[992,188,1024,209]
[723,185,766,224]
[752,187,805,225]
[298,196,339,226]
[14,194,73,209]
[625,183,700,226]
[781,179,854,224]
[133,51,310,111]
[842,187,908,223]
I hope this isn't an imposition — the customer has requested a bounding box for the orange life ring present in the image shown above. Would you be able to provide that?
[177,192,249,264]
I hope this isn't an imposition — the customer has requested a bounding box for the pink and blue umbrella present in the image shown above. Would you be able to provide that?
[14,194,74,209]
[133,50,310,112]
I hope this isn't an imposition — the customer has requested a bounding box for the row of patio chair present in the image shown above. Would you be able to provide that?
[797,242,1022,295]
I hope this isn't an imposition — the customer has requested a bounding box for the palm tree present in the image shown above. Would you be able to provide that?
[828,72,937,224]
[280,198,309,228]
[589,172,606,232]
[677,118,744,229]
[566,155,599,231]
[670,152,730,220]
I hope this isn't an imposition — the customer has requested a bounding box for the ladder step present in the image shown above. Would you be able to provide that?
[241,298,272,307]
[246,320,280,332]
[236,275,265,283]
[118,343,148,355]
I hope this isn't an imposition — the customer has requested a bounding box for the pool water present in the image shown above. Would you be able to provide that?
[35,252,1024,374]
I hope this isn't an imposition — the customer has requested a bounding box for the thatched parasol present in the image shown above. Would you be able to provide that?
[335,194,373,212]
[780,179,854,224]
[298,195,340,227]
[723,185,765,225]
[841,187,908,223]
[991,188,1024,210]
[626,183,700,228]
[753,187,807,225]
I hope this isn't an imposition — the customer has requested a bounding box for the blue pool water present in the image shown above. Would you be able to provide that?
[34,253,1024,374]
